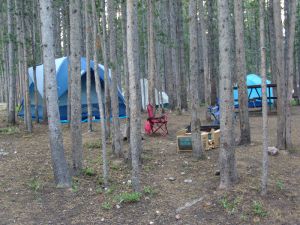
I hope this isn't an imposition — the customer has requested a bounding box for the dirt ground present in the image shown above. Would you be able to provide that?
[0,104,299,225]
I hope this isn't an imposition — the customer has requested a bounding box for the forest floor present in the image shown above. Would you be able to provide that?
[0,103,299,225]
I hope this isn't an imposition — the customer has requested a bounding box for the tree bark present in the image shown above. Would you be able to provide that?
[127,0,142,192]
[273,0,286,150]
[259,0,269,196]
[93,0,109,187]
[234,0,251,145]
[32,0,39,123]
[101,0,111,140]
[39,0,71,188]
[177,0,187,110]
[7,0,16,125]
[284,0,297,150]
[70,0,83,174]
[207,0,217,105]
[189,0,204,160]
[21,1,32,133]
[85,0,92,132]
[199,0,211,119]
[218,0,238,189]
[107,0,123,158]
[169,0,181,112]
[147,0,156,107]
[122,0,130,140]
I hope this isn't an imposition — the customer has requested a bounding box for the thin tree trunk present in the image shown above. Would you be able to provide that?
[22,2,32,133]
[102,1,111,141]
[70,0,83,174]
[259,0,269,196]
[39,0,71,188]
[197,7,205,104]
[85,0,92,132]
[189,0,204,160]
[273,0,286,150]
[207,0,217,105]
[177,0,187,110]
[234,0,251,145]
[107,0,123,158]
[93,0,109,187]
[199,0,211,119]
[147,0,156,107]
[7,0,16,125]
[32,0,39,123]
[122,1,130,140]
[218,0,238,189]
[169,0,181,113]
[285,1,297,150]
[127,0,142,192]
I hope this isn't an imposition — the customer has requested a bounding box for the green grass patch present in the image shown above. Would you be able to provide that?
[116,192,142,203]
[101,202,112,210]
[84,140,102,149]
[0,127,19,135]
[252,201,268,217]
[28,178,42,192]
[220,196,241,215]
[276,179,284,190]
[81,167,96,176]
[143,186,157,196]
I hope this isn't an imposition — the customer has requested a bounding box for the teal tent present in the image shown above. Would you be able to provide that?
[234,74,273,108]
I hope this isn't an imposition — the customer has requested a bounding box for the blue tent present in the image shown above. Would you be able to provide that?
[234,74,273,108]
[18,57,126,122]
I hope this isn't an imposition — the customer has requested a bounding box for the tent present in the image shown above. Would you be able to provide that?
[140,78,169,110]
[18,57,126,122]
[234,74,273,108]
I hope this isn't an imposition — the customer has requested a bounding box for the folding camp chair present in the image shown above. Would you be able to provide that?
[146,104,168,136]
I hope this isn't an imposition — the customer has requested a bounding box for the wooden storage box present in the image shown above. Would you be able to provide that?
[177,132,210,152]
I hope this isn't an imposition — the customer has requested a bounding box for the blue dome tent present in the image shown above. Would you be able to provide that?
[18,57,126,122]
[233,74,274,108]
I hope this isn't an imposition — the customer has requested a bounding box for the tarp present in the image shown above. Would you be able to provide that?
[18,57,126,121]
[140,78,169,110]
[234,74,273,108]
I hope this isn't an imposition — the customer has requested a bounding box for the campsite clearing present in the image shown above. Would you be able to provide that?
[0,106,299,224]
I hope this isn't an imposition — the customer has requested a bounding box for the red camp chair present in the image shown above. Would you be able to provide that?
[145,104,168,136]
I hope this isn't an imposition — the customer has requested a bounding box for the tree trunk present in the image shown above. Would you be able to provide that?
[32,0,39,123]
[163,0,174,110]
[259,0,269,196]
[39,0,71,188]
[268,0,277,83]
[102,1,111,141]
[85,0,92,132]
[70,0,83,174]
[189,0,204,160]
[127,0,142,192]
[207,0,217,105]
[197,7,205,104]
[234,0,251,145]
[177,0,187,110]
[107,0,123,158]
[21,2,32,133]
[93,0,109,187]
[147,0,156,108]
[199,0,211,118]
[273,0,286,150]
[285,0,297,150]
[122,1,130,140]
[7,0,16,125]
[217,0,238,189]
[169,0,181,113]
